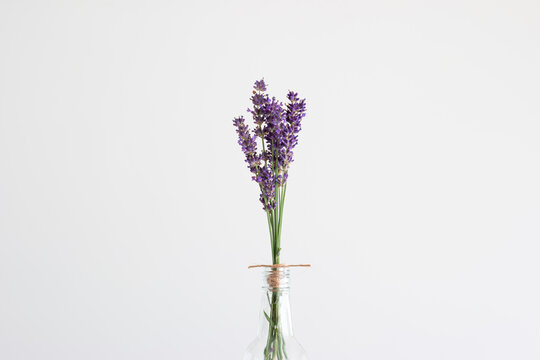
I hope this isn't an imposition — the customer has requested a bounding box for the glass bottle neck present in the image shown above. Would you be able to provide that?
[257,268,294,338]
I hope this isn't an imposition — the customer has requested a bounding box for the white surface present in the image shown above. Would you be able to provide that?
[1,1,539,359]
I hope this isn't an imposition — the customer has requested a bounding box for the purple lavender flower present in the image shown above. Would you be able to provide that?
[254,79,267,92]
[282,91,307,169]
[256,166,276,211]
[233,116,260,175]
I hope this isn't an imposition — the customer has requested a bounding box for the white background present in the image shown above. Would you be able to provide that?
[1,1,539,359]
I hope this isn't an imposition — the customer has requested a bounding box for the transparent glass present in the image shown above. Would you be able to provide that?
[243,267,308,360]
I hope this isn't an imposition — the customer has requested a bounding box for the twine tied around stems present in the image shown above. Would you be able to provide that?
[248,264,311,289]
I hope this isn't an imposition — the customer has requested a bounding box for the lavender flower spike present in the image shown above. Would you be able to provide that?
[233,116,260,175]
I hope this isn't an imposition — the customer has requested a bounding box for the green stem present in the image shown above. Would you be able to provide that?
[277,182,287,248]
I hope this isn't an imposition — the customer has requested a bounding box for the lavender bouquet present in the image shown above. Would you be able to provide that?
[233,79,307,360]
[233,78,306,264]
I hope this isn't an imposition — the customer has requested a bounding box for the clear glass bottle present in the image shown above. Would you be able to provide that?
[243,267,308,360]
